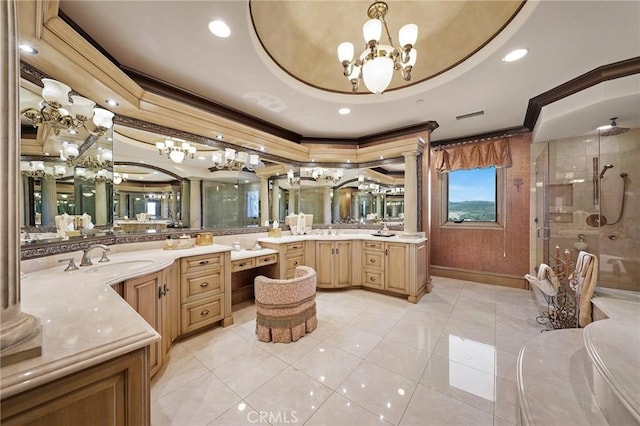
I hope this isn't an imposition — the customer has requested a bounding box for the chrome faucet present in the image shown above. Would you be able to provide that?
[80,244,111,266]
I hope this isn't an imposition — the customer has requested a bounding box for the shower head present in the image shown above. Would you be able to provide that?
[599,164,614,179]
[600,117,630,137]
[620,172,628,178]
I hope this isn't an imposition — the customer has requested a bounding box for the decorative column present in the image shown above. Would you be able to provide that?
[94,181,107,225]
[332,188,340,223]
[403,151,418,236]
[1,0,41,364]
[352,192,360,221]
[376,194,384,219]
[170,188,178,221]
[288,188,297,216]
[322,187,332,224]
[271,179,280,222]
[260,177,269,225]
[40,176,57,227]
[118,191,127,218]
[189,178,201,229]
[161,192,169,219]
[180,180,190,226]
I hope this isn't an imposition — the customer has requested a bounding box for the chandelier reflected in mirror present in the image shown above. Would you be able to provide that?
[308,167,344,185]
[112,172,128,185]
[156,139,197,164]
[337,1,418,94]
[21,78,115,136]
[287,169,300,187]
[211,148,261,171]
[75,167,111,183]
[20,161,66,179]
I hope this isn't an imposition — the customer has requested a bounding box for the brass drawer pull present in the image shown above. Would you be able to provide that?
[238,262,246,267]
[293,261,298,265]
[200,282,209,287]
[199,260,210,265]
[201,310,210,316]
[370,259,375,263]
[291,245,301,249]
[370,277,376,282]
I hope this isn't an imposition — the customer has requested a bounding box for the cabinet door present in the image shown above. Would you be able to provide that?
[315,241,335,288]
[385,243,410,295]
[162,262,179,355]
[124,272,163,376]
[335,241,352,287]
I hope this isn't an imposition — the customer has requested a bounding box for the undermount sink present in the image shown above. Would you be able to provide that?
[83,259,155,274]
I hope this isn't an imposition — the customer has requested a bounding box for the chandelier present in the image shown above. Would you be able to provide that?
[21,78,115,136]
[155,139,197,164]
[112,172,128,185]
[20,161,66,179]
[287,169,300,187]
[211,148,261,171]
[75,167,111,183]
[337,1,418,94]
[309,167,344,185]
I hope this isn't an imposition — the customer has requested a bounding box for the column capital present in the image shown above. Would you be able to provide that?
[402,150,419,159]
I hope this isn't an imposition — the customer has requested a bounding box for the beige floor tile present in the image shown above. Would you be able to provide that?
[494,376,518,424]
[186,329,255,371]
[441,317,496,346]
[305,392,392,426]
[245,367,332,425]
[432,333,496,375]
[349,311,399,337]
[151,345,210,401]
[322,324,382,358]
[213,346,287,398]
[339,361,417,425]
[420,354,495,415]
[400,384,493,426]
[365,337,431,381]
[384,318,444,352]
[208,401,262,426]
[307,317,344,341]
[260,334,322,364]
[293,342,362,390]
[152,373,241,426]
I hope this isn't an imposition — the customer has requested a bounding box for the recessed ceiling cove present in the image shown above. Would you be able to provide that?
[250,0,525,94]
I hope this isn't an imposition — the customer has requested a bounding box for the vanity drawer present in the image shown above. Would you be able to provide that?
[181,294,223,334]
[231,257,256,273]
[181,271,223,302]
[363,241,384,251]
[256,254,278,266]
[285,254,304,274]
[362,270,384,290]
[363,251,384,270]
[181,253,223,274]
[285,242,304,253]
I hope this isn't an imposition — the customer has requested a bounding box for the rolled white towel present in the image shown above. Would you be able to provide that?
[525,263,559,296]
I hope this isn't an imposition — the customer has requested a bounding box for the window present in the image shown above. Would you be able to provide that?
[441,166,504,228]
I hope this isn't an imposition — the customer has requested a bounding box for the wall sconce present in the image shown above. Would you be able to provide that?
[211,148,261,171]
[156,139,197,163]
[21,78,115,136]
[308,167,344,185]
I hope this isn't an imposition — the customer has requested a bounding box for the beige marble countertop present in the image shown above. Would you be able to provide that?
[258,233,427,245]
[2,243,236,399]
[230,248,278,261]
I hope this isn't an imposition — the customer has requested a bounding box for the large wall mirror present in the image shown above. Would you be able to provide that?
[19,77,406,247]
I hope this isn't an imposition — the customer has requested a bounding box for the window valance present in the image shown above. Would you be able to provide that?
[433,138,512,173]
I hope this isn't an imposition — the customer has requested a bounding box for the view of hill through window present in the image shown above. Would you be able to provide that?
[447,167,497,222]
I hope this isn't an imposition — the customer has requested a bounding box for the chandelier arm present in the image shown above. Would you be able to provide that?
[380,15,394,47]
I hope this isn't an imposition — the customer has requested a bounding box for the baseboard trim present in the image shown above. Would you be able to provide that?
[431,266,527,289]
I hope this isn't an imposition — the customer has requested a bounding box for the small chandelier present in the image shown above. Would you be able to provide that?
[20,161,66,179]
[309,167,344,185]
[155,139,197,164]
[337,1,418,94]
[112,172,128,185]
[211,148,261,171]
[75,167,111,183]
[287,169,300,187]
[21,78,115,136]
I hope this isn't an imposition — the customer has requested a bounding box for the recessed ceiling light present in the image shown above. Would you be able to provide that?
[260,146,265,151]
[19,44,38,54]
[68,129,77,135]
[380,155,384,160]
[198,156,206,160]
[502,48,528,62]
[44,152,50,156]
[347,159,351,163]
[338,107,351,115]
[244,180,249,183]
[216,134,224,140]
[208,20,231,38]
[105,99,119,107]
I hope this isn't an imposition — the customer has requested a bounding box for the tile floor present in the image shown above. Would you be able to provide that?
[151,276,544,426]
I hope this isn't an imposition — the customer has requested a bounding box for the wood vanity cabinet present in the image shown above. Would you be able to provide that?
[362,241,410,295]
[261,241,306,279]
[161,261,179,355]
[315,240,353,288]
[0,348,149,426]
[179,252,226,335]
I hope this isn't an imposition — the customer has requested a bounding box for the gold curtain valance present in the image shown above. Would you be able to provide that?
[433,138,512,173]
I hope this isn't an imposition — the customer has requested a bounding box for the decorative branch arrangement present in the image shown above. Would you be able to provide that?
[536,248,579,330]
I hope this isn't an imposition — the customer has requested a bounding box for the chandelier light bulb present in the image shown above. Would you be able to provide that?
[169,150,185,163]
[225,148,236,161]
[337,42,355,63]
[100,150,113,163]
[212,151,223,166]
[398,23,418,48]
[363,18,382,44]
[405,49,417,67]
[41,78,71,107]
[64,142,79,159]
[249,154,260,166]
[92,108,114,129]
[54,165,66,176]
[69,95,95,120]
[363,56,394,94]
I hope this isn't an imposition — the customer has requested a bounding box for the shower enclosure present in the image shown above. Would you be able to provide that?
[534,127,639,292]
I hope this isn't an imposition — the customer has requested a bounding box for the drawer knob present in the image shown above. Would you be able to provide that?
[200,282,209,287]
[370,259,375,263]
[370,277,376,282]
[201,310,210,316]
[199,260,210,265]
[238,262,246,267]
